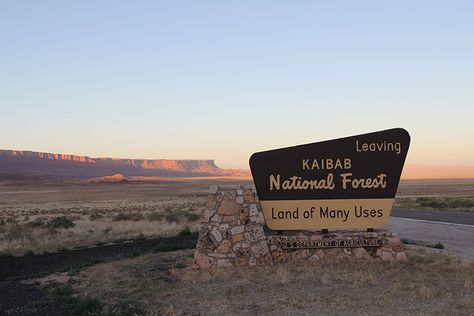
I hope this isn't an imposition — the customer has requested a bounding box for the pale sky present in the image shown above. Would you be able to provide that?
[1,1,473,169]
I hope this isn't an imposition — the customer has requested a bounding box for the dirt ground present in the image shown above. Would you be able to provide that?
[31,246,472,316]
[0,178,473,315]
[0,178,252,255]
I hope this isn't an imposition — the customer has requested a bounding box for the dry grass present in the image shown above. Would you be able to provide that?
[0,180,227,255]
[63,246,474,316]
[395,179,474,213]
[395,196,474,213]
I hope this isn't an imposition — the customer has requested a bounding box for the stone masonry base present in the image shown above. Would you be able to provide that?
[193,186,406,269]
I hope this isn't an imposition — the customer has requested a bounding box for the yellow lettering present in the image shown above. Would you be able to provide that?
[302,159,310,170]
[269,174,280,191]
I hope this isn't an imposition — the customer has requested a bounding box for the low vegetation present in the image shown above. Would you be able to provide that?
[42,247,471,315]
[0,185,206,255]
[34,282,145,316]
[113,212,145,222]
[46,216,76,229]
[395,196,474,213]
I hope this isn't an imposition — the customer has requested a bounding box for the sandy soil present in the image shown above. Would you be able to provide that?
[63,248,473,315]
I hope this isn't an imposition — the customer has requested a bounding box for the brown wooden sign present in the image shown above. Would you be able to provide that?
[249,128,410,230]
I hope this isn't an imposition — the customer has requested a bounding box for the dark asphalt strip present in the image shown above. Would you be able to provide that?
[391,208,474,226]
[0,233,198,280]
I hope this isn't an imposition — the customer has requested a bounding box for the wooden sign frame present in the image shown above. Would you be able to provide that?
[249,128,410,230]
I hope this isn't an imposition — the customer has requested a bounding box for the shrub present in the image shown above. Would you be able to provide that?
[47,216,75,229]
[89,213,103,221]
[179,227,192,236]
[6,225,31,241]
[6,217,17,224]
[165,209,183,223]
[432,242,445,249]
[42,283,103,316]
[185,212,200,222]
[27,218,46,228]
[164,208,200,223]
[448,198,474,208]
[417,197,474,210]
[24,250,35,256]
[113,212,144,221]
[107,300,145,316]
[146,212,164,221]
[127,250,141,258]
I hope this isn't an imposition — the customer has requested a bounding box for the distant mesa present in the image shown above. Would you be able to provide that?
[90,173,129,183]
[0,149,250,179]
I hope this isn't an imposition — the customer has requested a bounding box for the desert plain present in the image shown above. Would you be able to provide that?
[0,177,473,315]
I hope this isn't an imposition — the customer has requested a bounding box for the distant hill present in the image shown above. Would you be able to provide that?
[0,150,249,179]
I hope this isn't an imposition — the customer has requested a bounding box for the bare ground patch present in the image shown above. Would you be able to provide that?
[63,247,474,316]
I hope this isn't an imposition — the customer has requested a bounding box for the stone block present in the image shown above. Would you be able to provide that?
[381,251,395,262]
[251,240,270,258]
[325,248,342,257]
[231,225,245,235]
[237,189,243,195]
[225,190,237,200]
[376,248,383,257]
[236,196,244,204]
[210,213,223,223]
[395,252,407,262]
[232,243,241,252]
[208,252,227,258]
[222,215,238,225]
[239,207,250,224]
[353,247,371,260]
[271,250,285,263]
[244,189,255,203]
[256,212,265,224]
[194,252,213,269]
[249,204,258,216]
[245,223,266,242]
[232,233,244,243]
[217,259,233,267]
[202,209,215,222]
[316,249,326,259]
[387,236,401,247]
[218,199,241,216]
[216,240,231,254]
[248,255,257,266]
[298,249,311,259]
[219,223,229,230]
[210,228,222,243]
